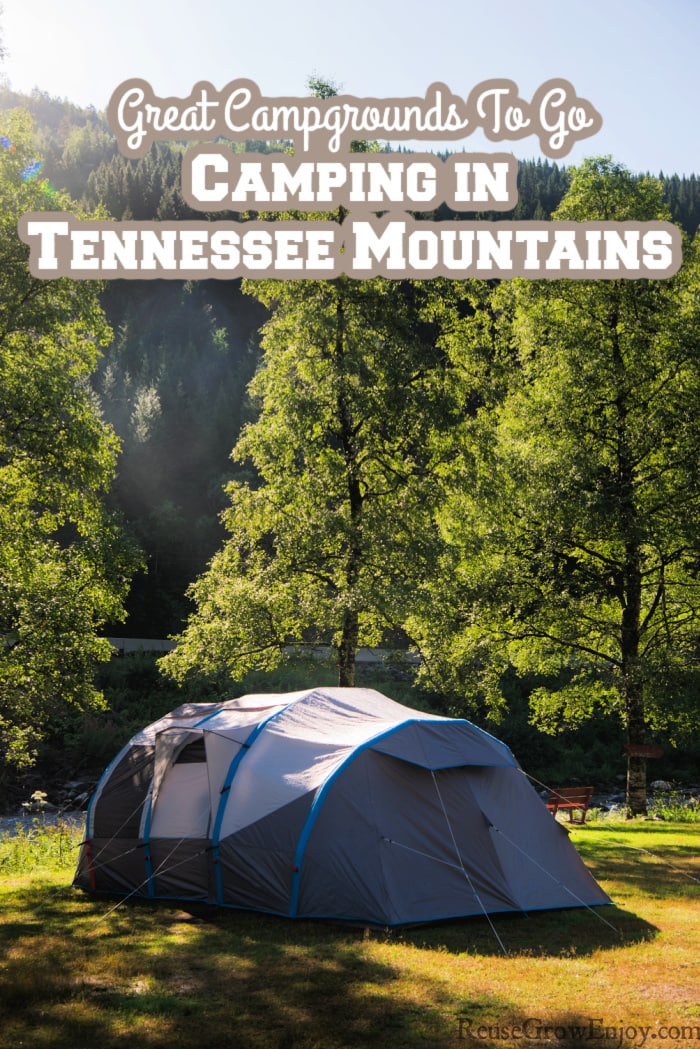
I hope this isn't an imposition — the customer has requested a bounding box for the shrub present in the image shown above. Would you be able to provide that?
[0,818,83,875]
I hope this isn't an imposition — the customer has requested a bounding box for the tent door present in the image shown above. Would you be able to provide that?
[149,732,211,839]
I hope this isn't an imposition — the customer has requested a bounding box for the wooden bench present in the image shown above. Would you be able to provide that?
[545,786,594,824]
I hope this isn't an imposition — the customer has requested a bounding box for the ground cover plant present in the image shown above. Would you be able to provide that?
[0,818,698,1048]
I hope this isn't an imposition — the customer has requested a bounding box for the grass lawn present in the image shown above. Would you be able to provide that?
[0,819,698,1048]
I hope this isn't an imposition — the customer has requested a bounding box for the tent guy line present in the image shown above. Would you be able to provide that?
[431,767,509,954]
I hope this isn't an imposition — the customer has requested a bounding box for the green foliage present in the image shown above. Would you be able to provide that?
[306,75,342,101]
[162,276,464,685]
[0,818,81,875]
[0,109,140,776]
[662,171,700,238]
[648,792,700,823]
[412,159,700,814]
[83,142,189,220]
[51,652,197,770]
[4,85,700,654]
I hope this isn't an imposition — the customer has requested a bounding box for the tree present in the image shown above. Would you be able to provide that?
[0,110,139,779]
[413,158,700,815]
[161,77,459,688]
[161,276,462,687]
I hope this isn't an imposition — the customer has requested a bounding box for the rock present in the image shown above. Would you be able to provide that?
[52,778,98,812]
[63,780,92,791]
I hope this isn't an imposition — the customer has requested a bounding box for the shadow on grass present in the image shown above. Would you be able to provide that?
[394,903,658,958]
[0,880,667,1049]
[570,829,700,899]
[1,888,452,1049]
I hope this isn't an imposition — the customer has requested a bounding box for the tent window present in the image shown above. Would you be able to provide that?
[174,738,206,764]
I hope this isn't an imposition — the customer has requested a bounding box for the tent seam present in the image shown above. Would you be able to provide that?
[209,700,297,904]
[288,718,427,917]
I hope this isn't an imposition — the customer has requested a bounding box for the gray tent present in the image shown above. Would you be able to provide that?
[74,687,610,925]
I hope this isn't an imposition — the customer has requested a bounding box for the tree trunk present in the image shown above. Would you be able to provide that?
[625,691,648,816]
[626,752,647,818]
[621,585,648,816]
[622,566,647,817]
[612,315,647,818]
[333,287,363,690]
[337,608,359,687]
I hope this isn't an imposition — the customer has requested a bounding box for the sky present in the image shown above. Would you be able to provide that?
[1,0,698,176]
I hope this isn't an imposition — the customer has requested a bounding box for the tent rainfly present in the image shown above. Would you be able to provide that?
[74,687,610,925]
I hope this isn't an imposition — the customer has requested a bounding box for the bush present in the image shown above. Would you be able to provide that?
[0,818,83,875]
[648,791,700,823]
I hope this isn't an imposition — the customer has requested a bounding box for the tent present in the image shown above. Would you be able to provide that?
[74,687,610,925]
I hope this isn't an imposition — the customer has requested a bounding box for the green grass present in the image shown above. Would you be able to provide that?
[0,821,698,1048]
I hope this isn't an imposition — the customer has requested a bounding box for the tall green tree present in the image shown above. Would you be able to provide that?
[413,159,700,815]
[162,276,462,687]
[0,110,138,778]
[162,77,458,687]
